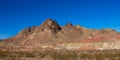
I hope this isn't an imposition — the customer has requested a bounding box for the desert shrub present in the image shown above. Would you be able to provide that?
[24,52,35,57]
[49,51,79,60]
[0,50,8,57]
[1,49,120,60]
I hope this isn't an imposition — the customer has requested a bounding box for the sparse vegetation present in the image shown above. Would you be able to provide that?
[0,49,120,60]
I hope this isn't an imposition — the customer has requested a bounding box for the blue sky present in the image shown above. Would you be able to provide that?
[0,0,120,39]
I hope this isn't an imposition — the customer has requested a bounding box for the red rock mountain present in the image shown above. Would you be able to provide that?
[0,18,120,51]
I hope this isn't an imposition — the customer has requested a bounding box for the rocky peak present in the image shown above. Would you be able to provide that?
[39,18,61,34]
[76,25,84,29]
[17,26,37,38]
[21,26,37,34]
[31,26,37,31]
[65,23,73,28]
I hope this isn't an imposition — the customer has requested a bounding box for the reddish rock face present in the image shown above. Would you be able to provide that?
[1,18,120,51]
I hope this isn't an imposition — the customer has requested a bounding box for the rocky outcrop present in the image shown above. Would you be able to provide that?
[16,26,37,38]
[39,18,61,34]
[65,23,73,28]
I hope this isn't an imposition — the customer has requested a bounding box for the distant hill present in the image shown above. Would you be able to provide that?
[0,18,120,52]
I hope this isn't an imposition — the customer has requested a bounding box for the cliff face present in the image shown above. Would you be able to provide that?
[1,18,120,51]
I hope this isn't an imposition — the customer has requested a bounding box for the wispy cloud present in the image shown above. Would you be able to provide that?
[0,34,10,39]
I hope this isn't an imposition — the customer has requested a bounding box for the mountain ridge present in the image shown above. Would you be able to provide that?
[0,18,120,51]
